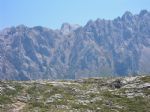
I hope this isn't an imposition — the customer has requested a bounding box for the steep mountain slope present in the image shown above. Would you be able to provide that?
[0,10,150,80]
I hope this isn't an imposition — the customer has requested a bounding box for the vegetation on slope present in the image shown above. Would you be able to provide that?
[0,76,150,112]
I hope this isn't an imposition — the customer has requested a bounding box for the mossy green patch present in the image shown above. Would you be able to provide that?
[0,95,12,104]
[141,76,150,83]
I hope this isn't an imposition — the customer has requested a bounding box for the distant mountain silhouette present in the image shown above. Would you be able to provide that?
[0,10,150,80]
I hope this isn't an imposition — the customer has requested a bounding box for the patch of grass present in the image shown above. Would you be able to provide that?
[24,103,49,112]
[27,83,52,96]
[4,89,17,96]
[71,103,91,110]
[101,90,150,112]
[111,95,150,112]
[14,83,24,92]
[102,91,115,98]
[125,96,149,112]
[89,93,98,98]
[52,99,67,105]
[143,88,150,96]
[0,95,12,104]
[49,86,64,95]
[141,76,150,83]
[29,101,45,108]
[27,85,37,95]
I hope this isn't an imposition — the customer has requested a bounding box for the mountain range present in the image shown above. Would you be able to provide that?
[0,10,150,80]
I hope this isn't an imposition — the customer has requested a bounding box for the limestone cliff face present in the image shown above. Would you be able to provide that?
[0,10,150,80]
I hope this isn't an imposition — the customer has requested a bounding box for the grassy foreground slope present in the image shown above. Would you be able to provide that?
[0,76,150,112]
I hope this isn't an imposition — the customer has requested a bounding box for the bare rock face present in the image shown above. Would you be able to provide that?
[0,10,150,80]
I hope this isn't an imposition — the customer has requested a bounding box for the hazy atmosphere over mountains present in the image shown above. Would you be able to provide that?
[0,10,150,80]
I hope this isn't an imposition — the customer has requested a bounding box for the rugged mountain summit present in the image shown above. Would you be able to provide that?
[0,10,150,80]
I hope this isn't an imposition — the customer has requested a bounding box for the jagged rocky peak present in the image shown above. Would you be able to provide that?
[85,20,94,27]
[16,24,27,29]
[32,26,44,31]
[139,9,149,17]
[122,11,133,21]
[84,20,96,31]
[0,10,150,80]
[32,26,51,33]
[15,25,29,32]
[61,23,80,35]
